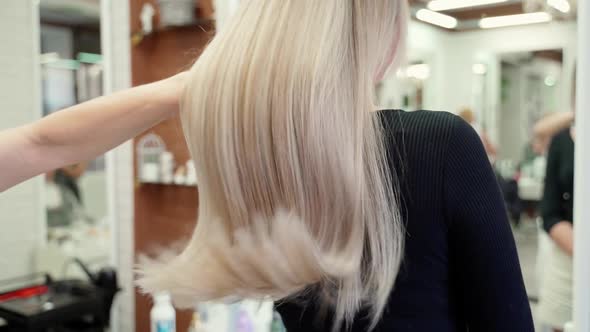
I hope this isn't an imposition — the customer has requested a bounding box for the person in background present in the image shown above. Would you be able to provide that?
[46,163,88,227]
[55,162,88,204]
[533,111,575,153]
[537,70,577,332]
[458,107,497,161]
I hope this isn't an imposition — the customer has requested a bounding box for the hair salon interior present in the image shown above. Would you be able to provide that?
[0,0,589,331]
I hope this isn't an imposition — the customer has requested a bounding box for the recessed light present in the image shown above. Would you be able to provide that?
[479,12,552,29]
[416,9,458,29]
[427,0,508,12]
[547,0,571,13]
[406,64,431,80]
[473,64,488,75]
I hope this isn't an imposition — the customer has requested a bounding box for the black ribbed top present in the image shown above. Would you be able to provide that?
[276,110,534,331]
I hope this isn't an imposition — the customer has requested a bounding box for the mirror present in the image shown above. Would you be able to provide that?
[497,48,565,283]
[39,0,111,275]
[496,48,573,332]
[378,60,431,111]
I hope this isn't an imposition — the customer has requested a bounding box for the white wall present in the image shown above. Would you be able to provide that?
[378,21,451,110]
[0,0,44,286]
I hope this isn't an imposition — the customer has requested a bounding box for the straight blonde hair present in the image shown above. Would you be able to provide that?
[138,1,408,330]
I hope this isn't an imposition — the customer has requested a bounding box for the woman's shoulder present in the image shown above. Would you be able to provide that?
[378,109,466,146]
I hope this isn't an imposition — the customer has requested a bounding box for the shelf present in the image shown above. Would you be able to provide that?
[138,180,197,187]
[132,19,216,46]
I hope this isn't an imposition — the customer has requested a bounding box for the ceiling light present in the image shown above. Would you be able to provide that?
[406,64,431,80]
[473,63,488,75]
[427,0,508,11]
[479,12,552,29]
[416,9,458,29]
[545,76,557,86]
[547,0,571,13]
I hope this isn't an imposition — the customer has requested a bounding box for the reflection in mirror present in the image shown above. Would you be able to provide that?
[494,48,576,332]
[378,61,430,111]
[39,0,111,275]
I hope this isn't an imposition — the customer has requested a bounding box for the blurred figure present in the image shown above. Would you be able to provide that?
[537,75,576,332]
[46,162,89,227]
[459,107,497,161]
[533,111,575,152]
[55,162,88,203]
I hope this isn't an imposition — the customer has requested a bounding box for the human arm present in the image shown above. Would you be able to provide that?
[533,111,575,146]
[0,73,186,192]
[446,117,534,331]
[541,134,574,256]
[547,222,574,256]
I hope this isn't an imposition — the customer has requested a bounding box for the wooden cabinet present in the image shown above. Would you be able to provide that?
[129,1,214,331]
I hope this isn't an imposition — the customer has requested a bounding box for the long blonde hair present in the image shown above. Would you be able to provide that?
[138,1,408,329]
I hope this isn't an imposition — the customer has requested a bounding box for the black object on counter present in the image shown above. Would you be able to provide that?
[0,261,119,332]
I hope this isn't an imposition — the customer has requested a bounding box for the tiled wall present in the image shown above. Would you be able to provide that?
[0,0,44,285]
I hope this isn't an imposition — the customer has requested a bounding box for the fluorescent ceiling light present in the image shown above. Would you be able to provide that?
[427,0,508,11]
[547,0,571,13]
[472,63,488,75]
[416,9,458,29]
[479,12,552,29]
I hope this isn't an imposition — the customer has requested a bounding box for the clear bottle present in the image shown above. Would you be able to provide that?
[150,292,176,332]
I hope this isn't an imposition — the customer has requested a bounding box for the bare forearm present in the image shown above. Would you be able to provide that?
[549,221,574,256]
[30,83,172,164]
[0,75,183,192]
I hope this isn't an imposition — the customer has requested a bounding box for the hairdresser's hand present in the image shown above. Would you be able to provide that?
[0,72,189,192]
[147,71,188,118]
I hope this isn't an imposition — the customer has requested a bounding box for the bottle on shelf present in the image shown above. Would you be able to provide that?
[150,292,176,332]
[188,305,209,332]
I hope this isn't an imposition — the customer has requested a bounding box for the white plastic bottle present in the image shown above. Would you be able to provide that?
[151,292,176,332]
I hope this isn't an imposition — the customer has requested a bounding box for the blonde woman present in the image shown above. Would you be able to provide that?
[135,1,533,331]
[1,1,533,331]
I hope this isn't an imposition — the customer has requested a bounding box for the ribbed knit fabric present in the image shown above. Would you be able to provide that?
[276,110,534,332]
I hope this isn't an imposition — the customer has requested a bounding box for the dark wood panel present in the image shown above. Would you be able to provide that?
[134,184,199,332]
[130,0,214,331]
[446,3,524,20]
[533,49,564,63]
